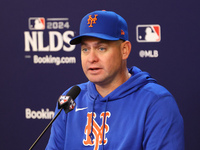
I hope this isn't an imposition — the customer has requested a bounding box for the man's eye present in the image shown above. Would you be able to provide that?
[99,47,105,51]
[82,48,88,52]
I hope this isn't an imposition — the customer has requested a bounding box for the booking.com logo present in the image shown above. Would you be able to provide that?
[25,108,54,119]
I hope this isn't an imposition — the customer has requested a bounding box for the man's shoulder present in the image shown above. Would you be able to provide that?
[77,81,90,91]
[62,81,89,95]
[141,82,173,99]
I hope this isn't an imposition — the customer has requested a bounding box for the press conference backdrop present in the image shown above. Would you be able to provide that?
[1,0,199,149]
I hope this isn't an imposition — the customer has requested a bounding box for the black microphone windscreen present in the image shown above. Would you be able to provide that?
[66,85,81,100]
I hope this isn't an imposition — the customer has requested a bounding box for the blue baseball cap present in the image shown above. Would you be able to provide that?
[70,10,128,45]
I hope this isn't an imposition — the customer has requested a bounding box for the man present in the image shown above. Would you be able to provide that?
[46,10,184,150]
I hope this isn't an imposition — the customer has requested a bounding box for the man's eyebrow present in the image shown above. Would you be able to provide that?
[81,42,87,46]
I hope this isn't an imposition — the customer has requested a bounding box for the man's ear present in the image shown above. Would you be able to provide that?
[121,41,131,60]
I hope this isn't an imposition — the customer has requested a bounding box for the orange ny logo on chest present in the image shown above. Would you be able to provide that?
[83,111,111,150]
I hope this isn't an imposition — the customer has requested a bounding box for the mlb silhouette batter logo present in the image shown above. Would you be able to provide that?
[136,24,161,42]
[29,17,45,30]
[83,111,111,150]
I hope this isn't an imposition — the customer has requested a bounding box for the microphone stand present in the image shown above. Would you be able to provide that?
[29,108,63,150]
[29,85,80,150]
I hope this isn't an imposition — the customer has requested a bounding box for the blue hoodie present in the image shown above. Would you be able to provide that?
[46,66,184,150]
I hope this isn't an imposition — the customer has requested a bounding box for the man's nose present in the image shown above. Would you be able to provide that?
[88,49,98,63]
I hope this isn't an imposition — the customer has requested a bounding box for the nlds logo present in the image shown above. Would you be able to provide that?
[24,17,77,65]
[25,17,74,52]
[136,24,161,42]
[29,17,45,30]
[59,95,70,105]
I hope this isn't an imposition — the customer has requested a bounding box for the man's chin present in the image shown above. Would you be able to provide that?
[88,77,104,85]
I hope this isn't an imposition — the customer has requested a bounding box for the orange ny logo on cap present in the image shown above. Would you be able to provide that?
[87,14,98,27]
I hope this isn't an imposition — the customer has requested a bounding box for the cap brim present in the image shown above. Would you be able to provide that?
[70,33,120,45]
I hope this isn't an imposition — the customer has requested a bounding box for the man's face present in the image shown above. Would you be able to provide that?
[81,37,125,86]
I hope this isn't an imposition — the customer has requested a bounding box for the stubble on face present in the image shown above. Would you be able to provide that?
[81,37,126,87]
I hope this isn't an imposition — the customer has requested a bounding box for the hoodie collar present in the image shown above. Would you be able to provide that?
[87,66,157,102]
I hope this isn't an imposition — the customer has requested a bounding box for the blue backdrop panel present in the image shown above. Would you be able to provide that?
[1,0,199,149]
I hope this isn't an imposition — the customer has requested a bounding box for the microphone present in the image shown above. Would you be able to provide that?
[29,85,81,150]
[58,85,81,113]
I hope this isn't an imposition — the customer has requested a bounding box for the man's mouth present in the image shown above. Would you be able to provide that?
[88,67,101,73]
[89,68,99,70]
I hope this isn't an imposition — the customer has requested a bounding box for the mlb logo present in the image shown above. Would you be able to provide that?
[60,99,68,105]
[136,24,161,42]
[59,96,69,105]
[29,17,45,30]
